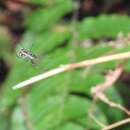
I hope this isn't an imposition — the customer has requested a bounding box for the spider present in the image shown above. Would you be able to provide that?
[18,48,37,64]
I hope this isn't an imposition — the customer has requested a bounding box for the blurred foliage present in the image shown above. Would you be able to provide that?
[1,0,130,130]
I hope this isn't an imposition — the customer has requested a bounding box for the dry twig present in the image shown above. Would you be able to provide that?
[13,51,130,89]
[89,107,106,128]
[97,93,130,116]
[89,65,130,130]
[91,65,130,116]
[91,66,123,97]
[102,118,130,130]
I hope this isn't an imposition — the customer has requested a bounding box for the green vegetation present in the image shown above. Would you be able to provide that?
[1,0,130,130]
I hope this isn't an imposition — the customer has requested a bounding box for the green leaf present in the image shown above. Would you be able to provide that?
[27,94,107,130]
[78,15,130,40]
[26,0,73,31]
[55,123,85,130]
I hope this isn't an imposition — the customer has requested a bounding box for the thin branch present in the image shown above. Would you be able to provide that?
[102,118,130,130]
[88,98,106,128]
[91,65,130,116]
[97,93,130,116]
[88,100,106,128]
[89,112,106,128]
[89,65,130,130]
[88,66,123,129]
[71,0,79,46]
[13,51,130,89]
[91,66,123,97]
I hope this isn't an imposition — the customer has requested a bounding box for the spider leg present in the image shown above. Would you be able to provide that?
[30,59,36,65]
